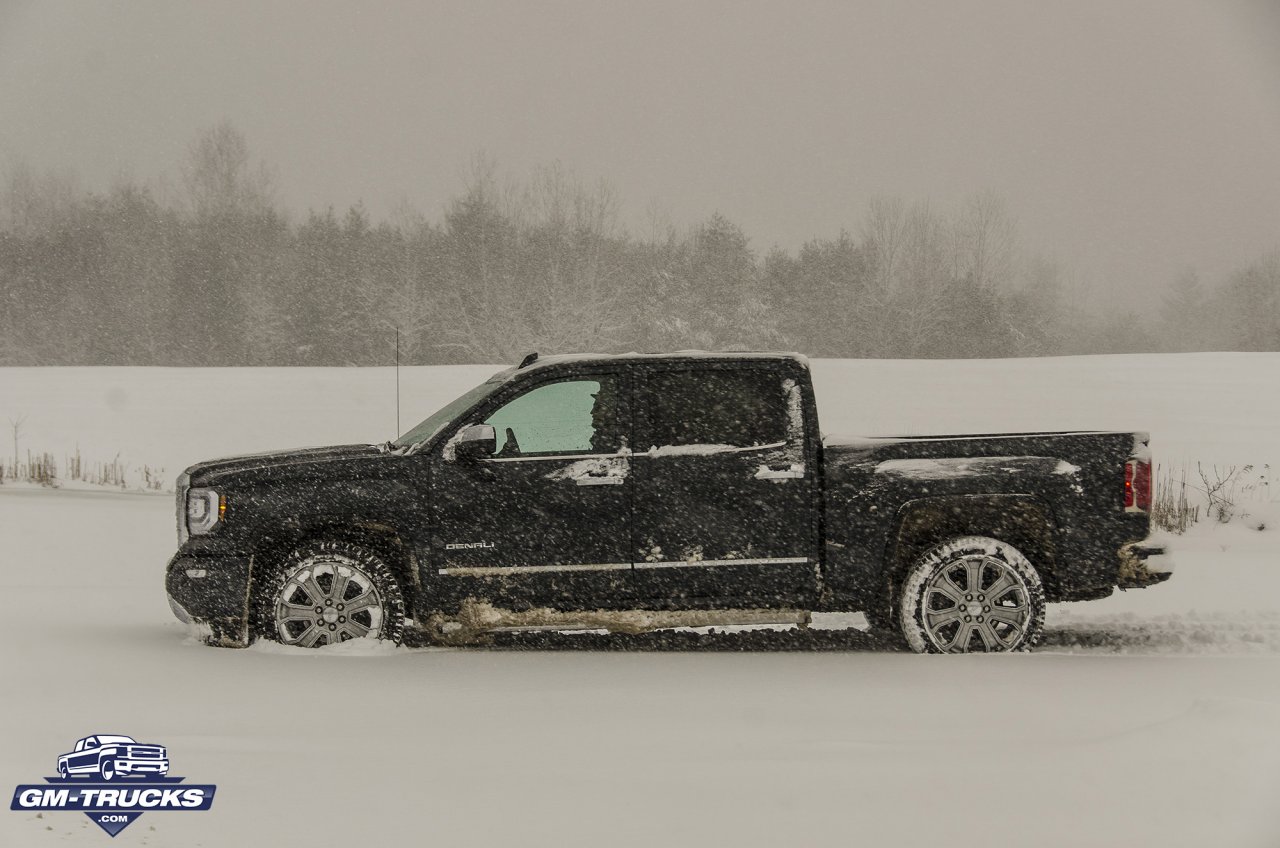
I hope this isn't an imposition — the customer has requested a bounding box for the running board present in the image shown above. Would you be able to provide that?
[427,600,811,642]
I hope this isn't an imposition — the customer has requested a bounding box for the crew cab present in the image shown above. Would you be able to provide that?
[166,351,1171,654]
[57,735,169,780]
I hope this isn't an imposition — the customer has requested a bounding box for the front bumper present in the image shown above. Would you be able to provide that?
[1117,537,1174,589]
[115,759,170,775]
[165,552,254,647]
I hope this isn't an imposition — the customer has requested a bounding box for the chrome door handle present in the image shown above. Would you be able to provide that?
[755,463,805,480]
[575,475,626,486]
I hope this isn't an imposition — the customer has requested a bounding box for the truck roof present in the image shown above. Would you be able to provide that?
[518,350,809,372]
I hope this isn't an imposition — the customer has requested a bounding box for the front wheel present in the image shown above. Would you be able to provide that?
[258,541,406,648]
[100,759,116,781]
[899,536,1045,654]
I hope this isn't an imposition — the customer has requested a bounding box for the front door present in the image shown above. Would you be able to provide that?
[630,365,820,607]
[429,370,634,609]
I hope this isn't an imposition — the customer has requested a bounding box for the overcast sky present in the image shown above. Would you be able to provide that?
[2,0,1278,307]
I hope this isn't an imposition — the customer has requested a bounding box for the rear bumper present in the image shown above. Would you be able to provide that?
[165,551,253,647]
[1117,537,1173,589]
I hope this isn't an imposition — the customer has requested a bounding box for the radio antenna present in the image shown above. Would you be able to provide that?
[395,326,401,438]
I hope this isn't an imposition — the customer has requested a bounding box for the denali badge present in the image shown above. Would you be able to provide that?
[445,541,496,550]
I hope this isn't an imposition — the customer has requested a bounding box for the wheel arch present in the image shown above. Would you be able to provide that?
[249,519,421,617]
[875,494,1058,622]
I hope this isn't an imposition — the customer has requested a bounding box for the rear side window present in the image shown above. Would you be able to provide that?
[645,369,790,448]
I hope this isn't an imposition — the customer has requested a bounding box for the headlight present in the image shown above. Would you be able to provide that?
[175,472,191,543]
[185,488,224,536]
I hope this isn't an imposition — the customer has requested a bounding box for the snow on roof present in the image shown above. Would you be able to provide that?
[519,350,809,371]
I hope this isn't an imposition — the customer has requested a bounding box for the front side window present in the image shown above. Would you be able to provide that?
[483,377,625,457]
[646,369,790,448]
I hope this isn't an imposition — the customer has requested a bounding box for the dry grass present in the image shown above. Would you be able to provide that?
[1,444,167,491]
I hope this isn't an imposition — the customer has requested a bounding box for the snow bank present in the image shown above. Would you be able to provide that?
[1,353,1276,492]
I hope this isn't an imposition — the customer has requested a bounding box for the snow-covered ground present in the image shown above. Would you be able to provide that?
[2,353,1279,846]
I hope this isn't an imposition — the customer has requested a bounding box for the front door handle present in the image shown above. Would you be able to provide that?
[575,475,626,486]
[755,463,805,480]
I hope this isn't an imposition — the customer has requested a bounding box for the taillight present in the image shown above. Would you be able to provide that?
[1125,459,1151,513]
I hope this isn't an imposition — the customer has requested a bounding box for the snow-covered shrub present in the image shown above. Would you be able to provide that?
[1194,463,1273,531]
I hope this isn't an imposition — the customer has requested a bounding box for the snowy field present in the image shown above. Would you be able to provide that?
[2,353,1279,846]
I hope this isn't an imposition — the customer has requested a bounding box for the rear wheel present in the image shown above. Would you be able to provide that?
[899,536,1045,654]
[258,541,405,648]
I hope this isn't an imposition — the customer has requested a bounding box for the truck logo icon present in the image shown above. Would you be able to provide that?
[10,734,215,837]
[57,735,170,781]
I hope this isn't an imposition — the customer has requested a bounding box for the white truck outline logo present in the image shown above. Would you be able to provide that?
[56,735,170,781]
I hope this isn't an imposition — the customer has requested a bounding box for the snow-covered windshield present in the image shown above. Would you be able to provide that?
[392,370,512,449]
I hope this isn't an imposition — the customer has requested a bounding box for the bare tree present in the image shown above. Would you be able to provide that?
[862,196,907,293]
[351,215,439,366]
[182,120,274,220]
[178,122,284,364]
[893,201,953,356]
[951,191,1018,290]
[860,198,954,356]
[8,413,26,478]
[441,159,625,362]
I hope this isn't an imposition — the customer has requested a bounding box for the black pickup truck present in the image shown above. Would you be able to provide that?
[166,351,1171,654]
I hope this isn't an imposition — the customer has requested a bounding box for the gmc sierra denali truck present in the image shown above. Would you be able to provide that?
[166,351,1171,654]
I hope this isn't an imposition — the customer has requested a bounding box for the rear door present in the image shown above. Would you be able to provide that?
[630,363,820,606]
[429,368,635,608]
[69,738,99,771]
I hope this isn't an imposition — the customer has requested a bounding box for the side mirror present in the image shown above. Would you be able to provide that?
[454,424,496,463]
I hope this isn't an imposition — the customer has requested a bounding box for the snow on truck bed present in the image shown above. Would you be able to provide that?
[2,352,1279,847]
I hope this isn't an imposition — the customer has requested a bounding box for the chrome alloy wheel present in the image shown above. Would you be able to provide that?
[921,554,1030,652]
[274,559,386,647]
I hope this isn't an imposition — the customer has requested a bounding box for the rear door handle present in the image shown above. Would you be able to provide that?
[755,463,805,480]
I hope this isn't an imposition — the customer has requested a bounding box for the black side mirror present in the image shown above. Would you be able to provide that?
[454,424,496,463]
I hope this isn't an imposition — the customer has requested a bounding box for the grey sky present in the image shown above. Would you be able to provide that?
[2,0,1278,307]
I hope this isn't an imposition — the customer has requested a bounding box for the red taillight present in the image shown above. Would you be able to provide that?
[1125,459,1151,513]
[1135,461,1151,511]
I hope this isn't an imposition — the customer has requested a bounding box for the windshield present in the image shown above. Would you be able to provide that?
[95,735,136,745]
[392,370,512,449]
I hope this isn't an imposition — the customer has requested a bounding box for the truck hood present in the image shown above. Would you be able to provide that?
[184,443,383,487]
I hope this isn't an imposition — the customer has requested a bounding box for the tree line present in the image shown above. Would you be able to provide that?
[1,122,1276,367]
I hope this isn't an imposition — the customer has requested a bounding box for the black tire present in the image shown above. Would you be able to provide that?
[256,540,405,648]
[899,535,1046,654]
